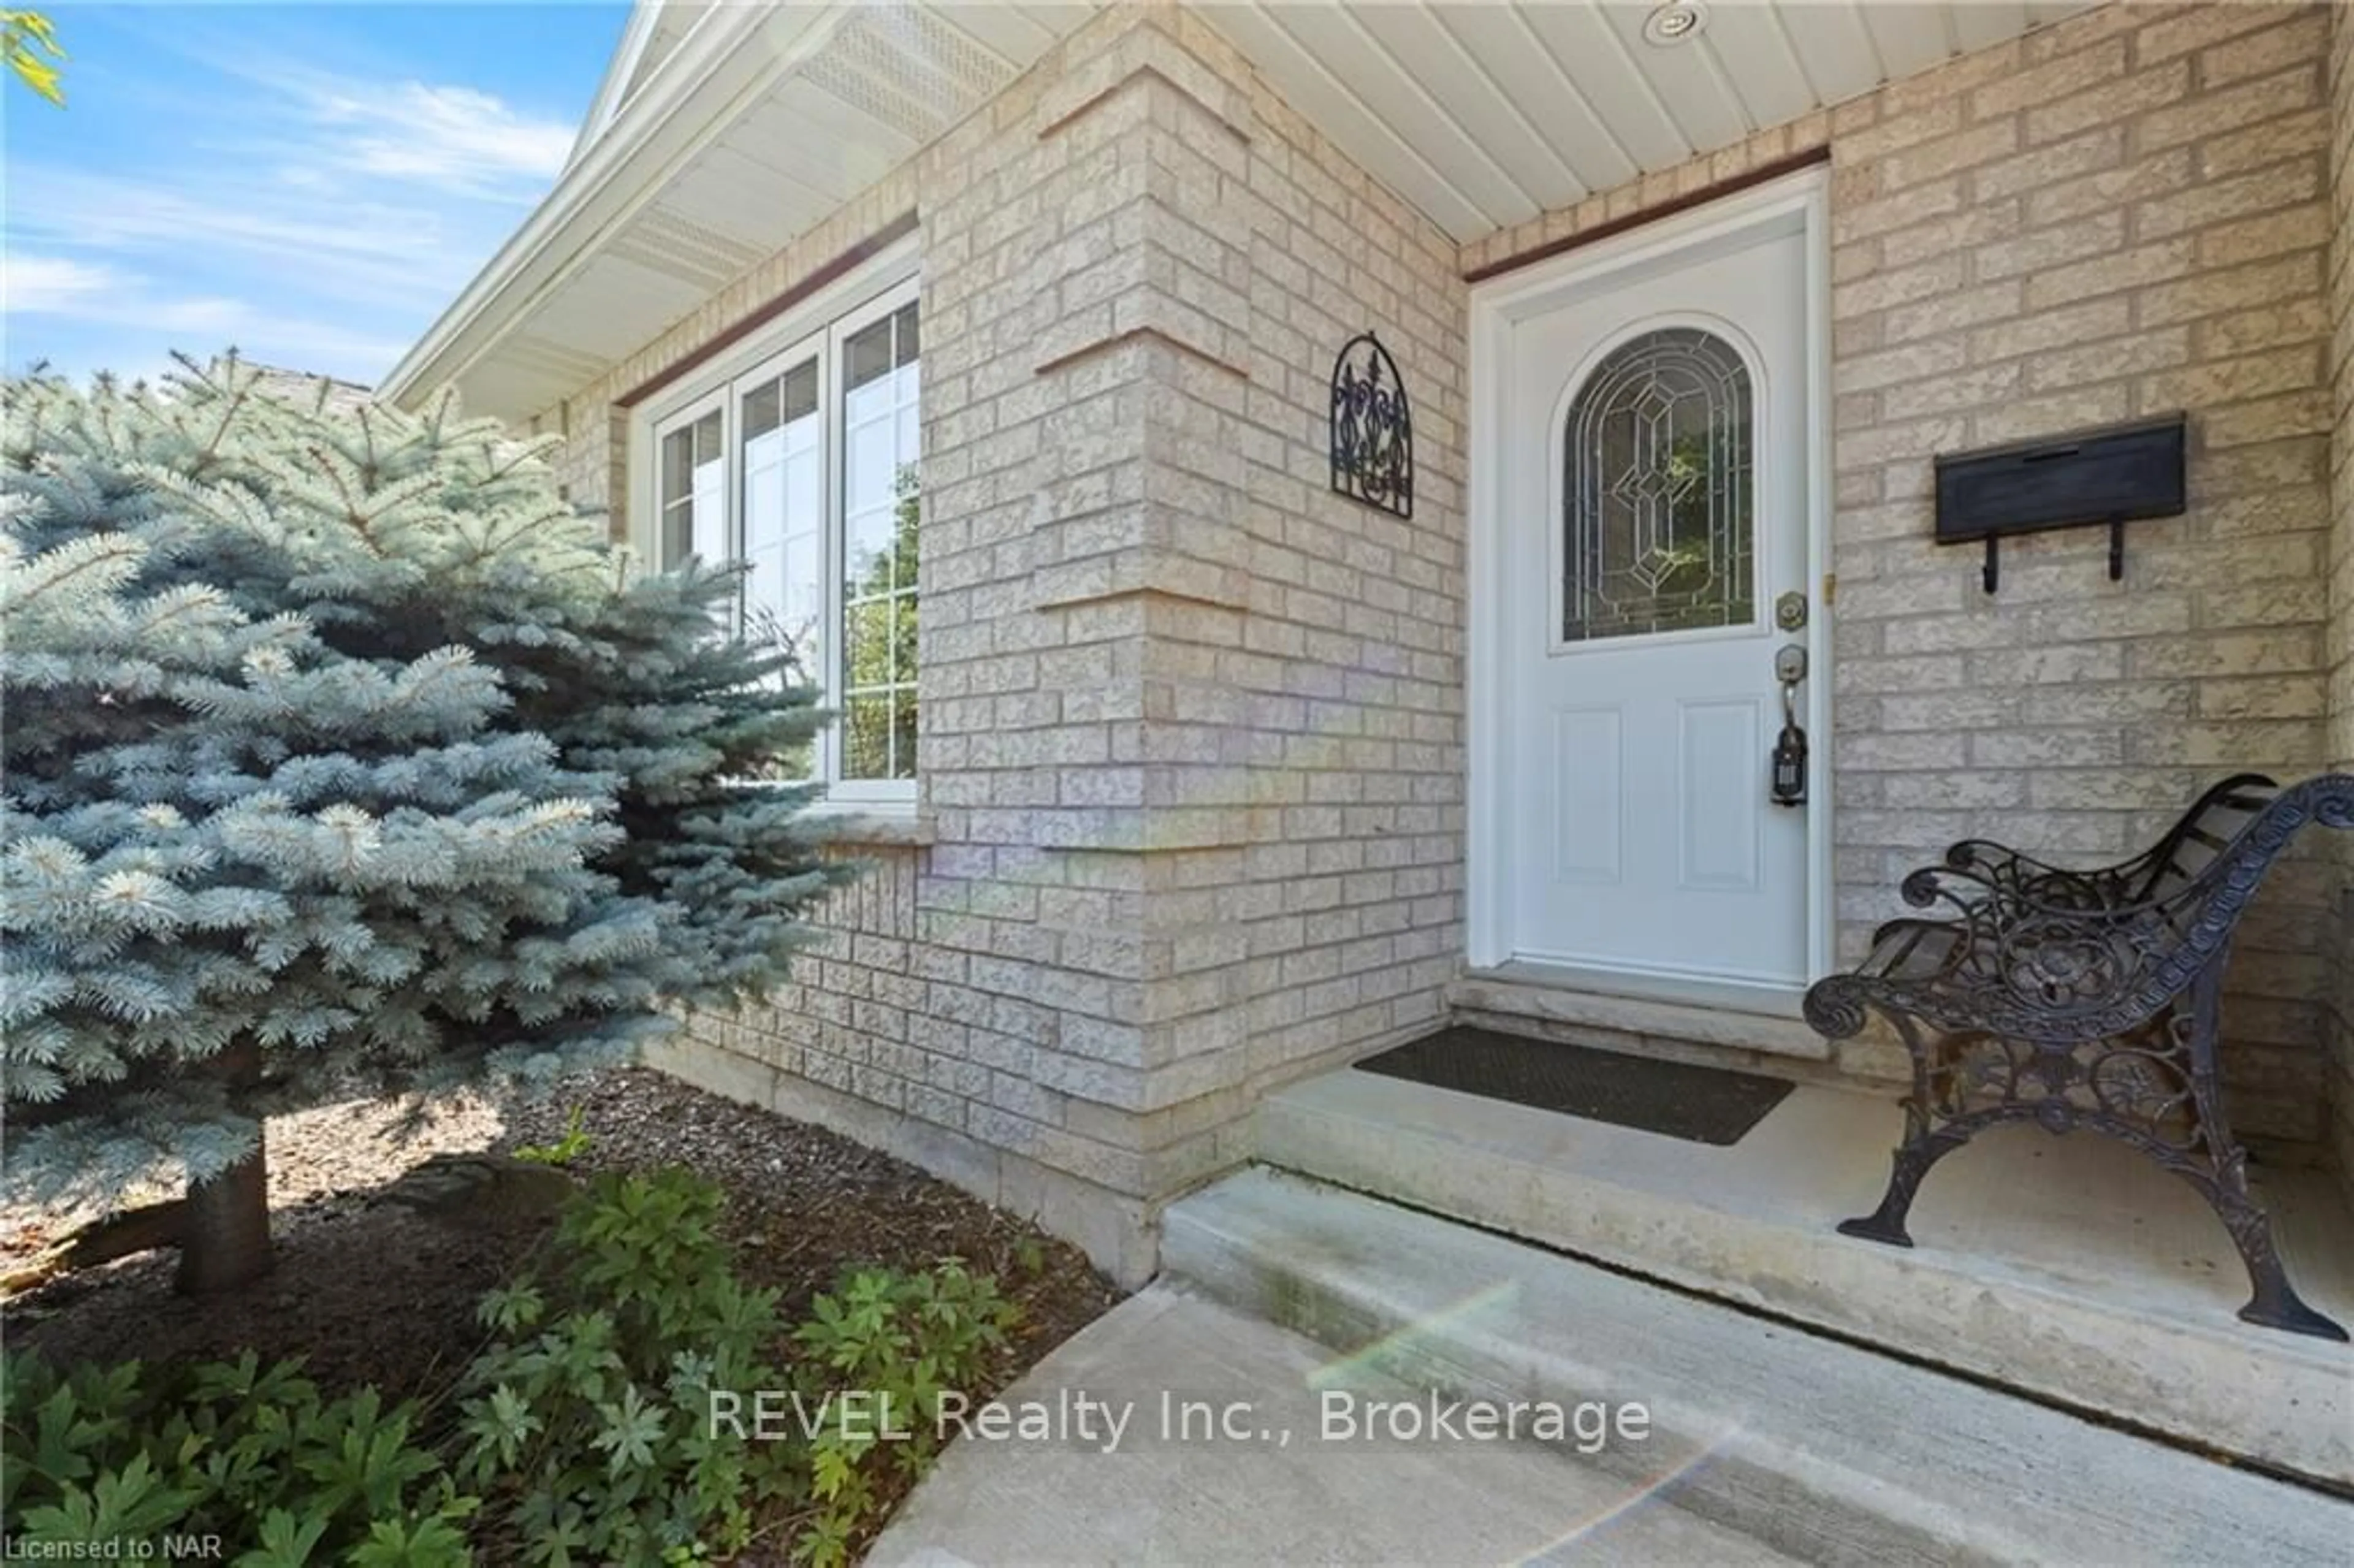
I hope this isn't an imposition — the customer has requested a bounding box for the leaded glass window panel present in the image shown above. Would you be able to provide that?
[1561,327,1754,642]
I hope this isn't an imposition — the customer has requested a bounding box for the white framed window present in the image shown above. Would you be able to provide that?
[641,265,920,804]
[655,388,726,573]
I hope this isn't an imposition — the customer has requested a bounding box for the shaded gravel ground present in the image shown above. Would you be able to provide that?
[4,1065,1124,1444]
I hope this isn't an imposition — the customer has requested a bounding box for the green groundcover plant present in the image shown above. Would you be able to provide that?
[1,1352,476,1564]
[3,1170,1023,1565]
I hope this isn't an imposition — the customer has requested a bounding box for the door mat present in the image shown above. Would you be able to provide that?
[1352,1025,1796,1146]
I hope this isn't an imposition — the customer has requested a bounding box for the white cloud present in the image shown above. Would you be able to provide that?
[10,169,483,311]
[2,255,131,313]
[306,80,575,194]
[5,250,412,379]
[6,59,576,384]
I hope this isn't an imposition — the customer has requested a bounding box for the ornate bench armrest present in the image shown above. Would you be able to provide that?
[1925,843,2140,910]
[1919,772,2279,914]
[1812,775,2352,1051]
[1806,915,1971,1040]
[1815,896,2188,1045]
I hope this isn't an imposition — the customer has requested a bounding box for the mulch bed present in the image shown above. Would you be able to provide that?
[2,1067,1126,1556]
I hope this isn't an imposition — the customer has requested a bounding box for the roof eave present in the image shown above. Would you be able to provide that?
[563,0,665,173]
[378,2,839,413]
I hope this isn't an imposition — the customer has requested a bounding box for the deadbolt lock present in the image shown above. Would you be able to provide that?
[1775,591,1809,632]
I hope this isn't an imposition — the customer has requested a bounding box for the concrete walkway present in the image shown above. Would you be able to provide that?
[867,1285,1796,1567]
[1167,1169,2354,1566]
[874,1171,2354,1566]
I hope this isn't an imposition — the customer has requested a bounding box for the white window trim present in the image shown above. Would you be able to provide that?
[630,239,921,810]
[822,278,923,804]
[650,384,727,573]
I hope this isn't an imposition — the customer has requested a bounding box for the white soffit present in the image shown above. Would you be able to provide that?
[396,1,2102,425]
[386,2,1095,422]
[1208,1,2101,245]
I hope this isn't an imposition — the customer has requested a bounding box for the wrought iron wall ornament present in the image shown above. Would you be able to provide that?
[1330,331,1413,518]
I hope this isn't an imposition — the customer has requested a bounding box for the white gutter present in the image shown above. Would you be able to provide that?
[379,2,850,410]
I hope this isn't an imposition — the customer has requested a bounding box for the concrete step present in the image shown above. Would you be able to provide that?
[1447,967,1835,1065]
[870,1284,1801,1567]
[1255,1065,2353,1486]
[1164,1167,2352,1567]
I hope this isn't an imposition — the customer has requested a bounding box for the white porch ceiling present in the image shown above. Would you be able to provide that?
[391,1,2104,424]
[1206,1,2101,244]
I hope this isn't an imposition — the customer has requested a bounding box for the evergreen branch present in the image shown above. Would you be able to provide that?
[3,356,849,1236]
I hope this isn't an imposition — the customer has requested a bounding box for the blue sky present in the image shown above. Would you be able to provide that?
[4,2,628,387]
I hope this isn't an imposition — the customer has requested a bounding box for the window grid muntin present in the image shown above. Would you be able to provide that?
[646,277,919,796]
[739,354,824,681]
[657,406,725,573]
[838,302,920,782]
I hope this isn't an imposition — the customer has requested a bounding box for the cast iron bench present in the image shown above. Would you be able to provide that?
[1805,772,2354,1341]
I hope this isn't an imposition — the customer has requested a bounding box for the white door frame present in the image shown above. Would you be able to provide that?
[1466,166,1834,999]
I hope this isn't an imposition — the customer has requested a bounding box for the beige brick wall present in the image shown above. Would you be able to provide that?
[555,7,1183,1280]
[1103,6,1470,1158]
[1828,1,2341,1145]
[2325,1,2354,1190]
[905,5,1469,1228]
[535,2,1466,1281]
[517,1,2353,1276]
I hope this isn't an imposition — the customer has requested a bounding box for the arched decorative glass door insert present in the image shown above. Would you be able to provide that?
[1561,326,1755,642]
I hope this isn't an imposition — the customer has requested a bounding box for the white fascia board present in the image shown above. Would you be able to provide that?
[566,0,666,172]
[379,3,849,411]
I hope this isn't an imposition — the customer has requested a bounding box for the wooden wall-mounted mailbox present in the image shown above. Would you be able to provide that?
[1933,412,2187,593]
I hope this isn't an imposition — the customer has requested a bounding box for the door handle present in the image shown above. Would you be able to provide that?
[1771,643,1807,808]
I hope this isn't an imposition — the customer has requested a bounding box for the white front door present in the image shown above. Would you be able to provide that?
[1492,208,1814,1007]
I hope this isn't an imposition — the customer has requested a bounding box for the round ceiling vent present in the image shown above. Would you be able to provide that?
[1642,3,1708,47]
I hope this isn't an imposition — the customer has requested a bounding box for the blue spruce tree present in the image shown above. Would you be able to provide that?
[2,356,851,1292]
